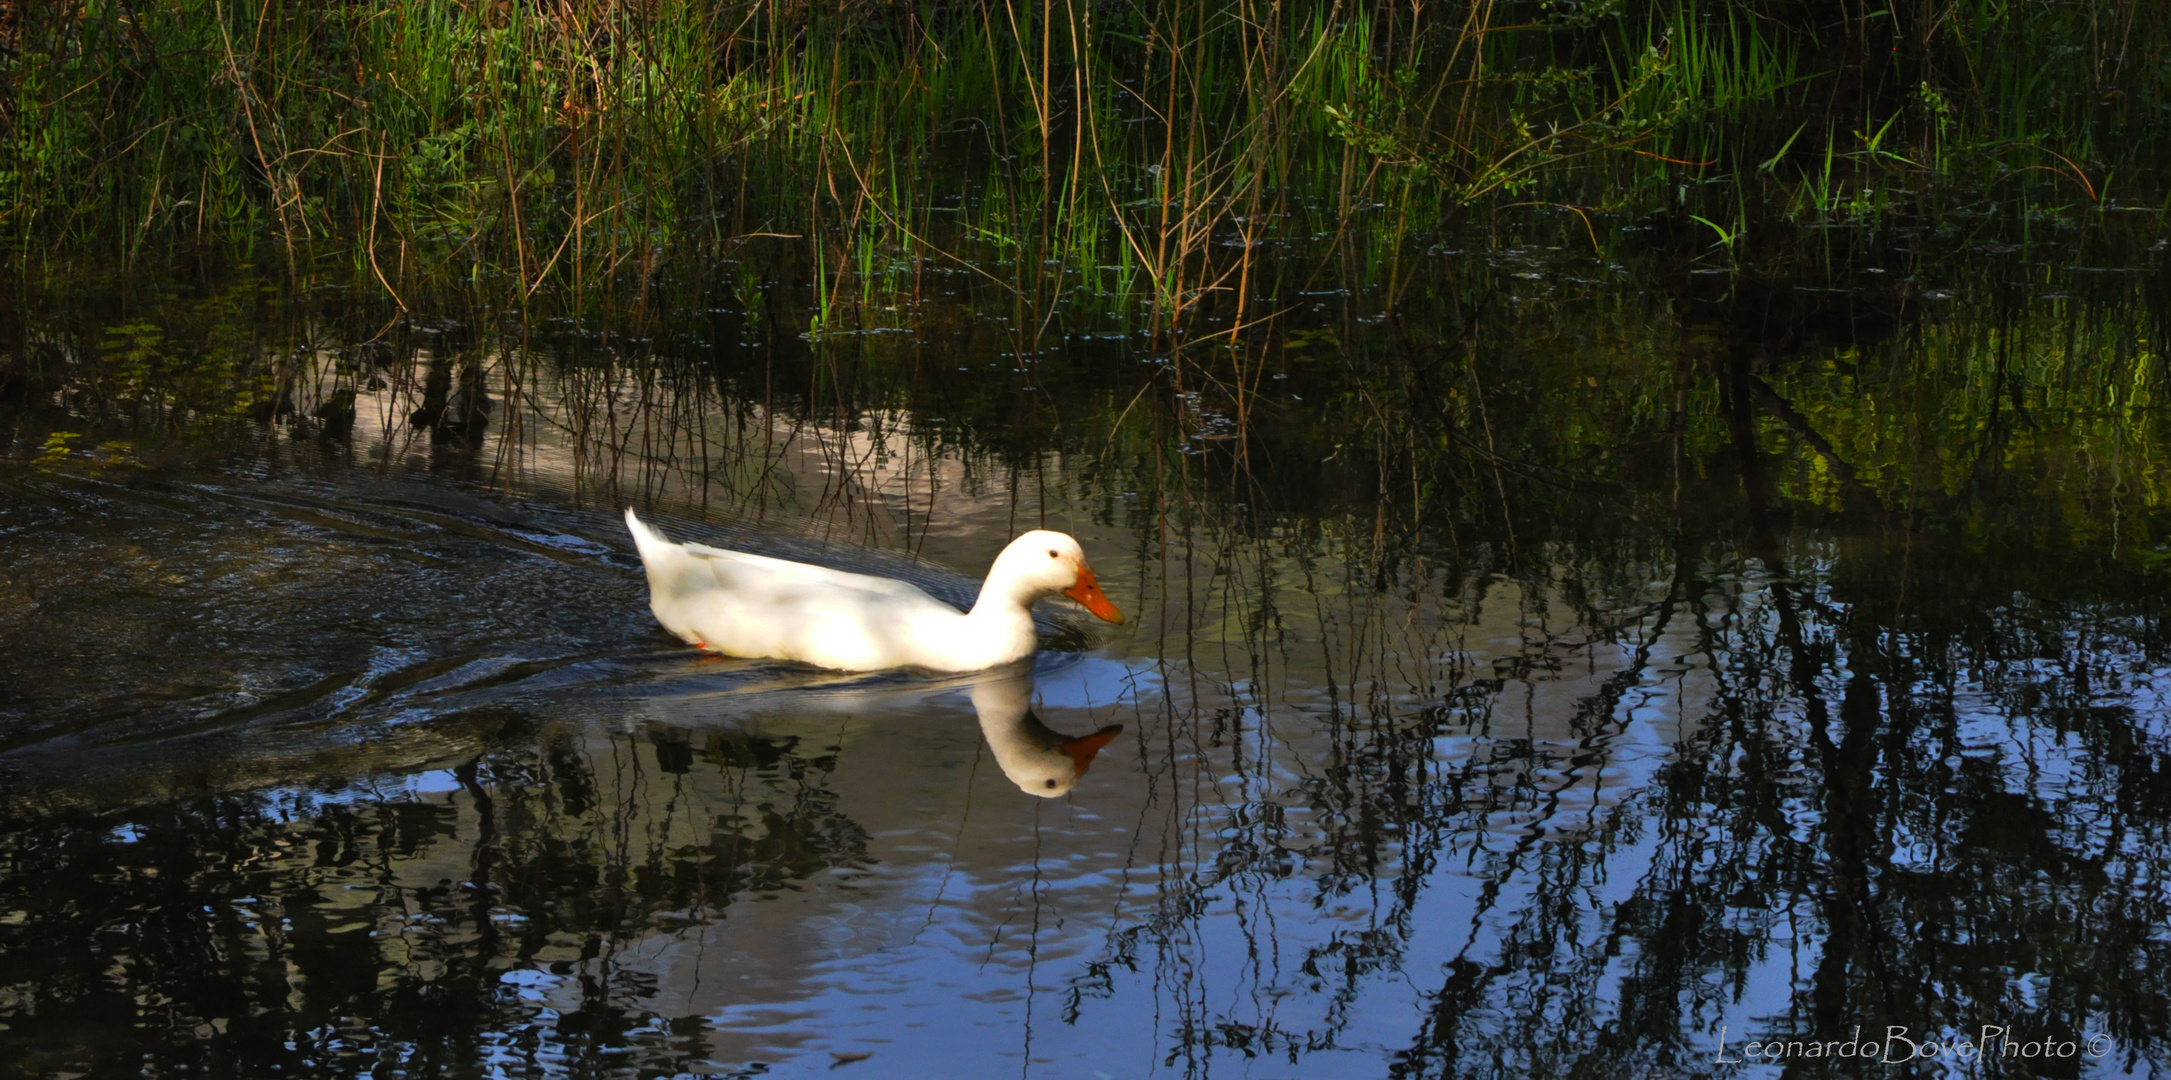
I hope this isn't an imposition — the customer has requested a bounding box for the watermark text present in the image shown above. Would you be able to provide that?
[1714,1025,2113,1065]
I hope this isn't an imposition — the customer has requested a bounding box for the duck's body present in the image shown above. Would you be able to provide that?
[624,509,1123,672]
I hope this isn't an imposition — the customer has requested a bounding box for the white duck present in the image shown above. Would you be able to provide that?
[970,671,1123,797]
[624,509,1124,672]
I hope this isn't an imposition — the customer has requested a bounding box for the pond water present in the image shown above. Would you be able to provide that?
[3,227,2169,1079]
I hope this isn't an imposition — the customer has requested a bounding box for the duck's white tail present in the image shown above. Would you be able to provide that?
[624,508,672,564]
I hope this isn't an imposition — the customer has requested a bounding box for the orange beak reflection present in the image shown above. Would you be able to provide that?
[1062,725,1124,776]
[1062,564,1126,624]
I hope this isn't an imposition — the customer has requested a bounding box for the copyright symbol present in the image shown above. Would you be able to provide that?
[2086,1034,2111,1058]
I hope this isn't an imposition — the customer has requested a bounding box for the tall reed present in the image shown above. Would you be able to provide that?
[0,0,2162,337]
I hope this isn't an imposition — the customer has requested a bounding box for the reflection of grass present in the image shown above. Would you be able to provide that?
[9,208,2164,577]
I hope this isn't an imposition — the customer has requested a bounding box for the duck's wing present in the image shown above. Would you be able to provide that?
[626,509,956,611]
[627,510,977,667]
[668,543,975,669]
[678,543,957,609]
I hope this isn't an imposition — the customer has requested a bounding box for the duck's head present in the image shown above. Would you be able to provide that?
[989,530,1125,624]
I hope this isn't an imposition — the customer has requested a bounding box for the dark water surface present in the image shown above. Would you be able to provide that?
[4,232,2170,1079]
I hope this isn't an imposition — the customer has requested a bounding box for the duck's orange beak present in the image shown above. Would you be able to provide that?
[1062,725,1124,776]
[1063,564,1126,624]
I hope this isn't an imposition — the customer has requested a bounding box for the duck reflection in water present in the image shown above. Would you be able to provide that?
[967,667,1123,797]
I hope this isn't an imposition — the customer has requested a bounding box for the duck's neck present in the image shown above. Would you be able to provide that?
[963,577,1042,661]
[967,573,1045,623]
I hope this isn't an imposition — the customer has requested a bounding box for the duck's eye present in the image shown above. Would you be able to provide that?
[1048,549,1058,558]
[1045,779,1058,788]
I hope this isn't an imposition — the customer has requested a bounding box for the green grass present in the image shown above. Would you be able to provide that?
[0,0,2165,349]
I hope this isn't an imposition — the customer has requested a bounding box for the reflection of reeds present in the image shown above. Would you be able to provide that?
[0,721,872,1074]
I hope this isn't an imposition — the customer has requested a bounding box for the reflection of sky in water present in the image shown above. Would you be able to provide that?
[1030,653,1161,709]
[22,535,2161,1076]
[40,628,1742,1074]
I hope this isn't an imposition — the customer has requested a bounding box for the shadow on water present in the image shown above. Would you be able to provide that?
[3,213,2171,1077]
